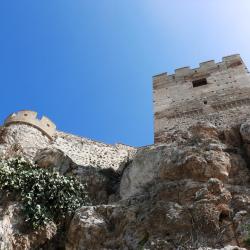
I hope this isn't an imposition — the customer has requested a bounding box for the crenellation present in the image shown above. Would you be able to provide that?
[4,110,56,139]
[199,60,216,70]
[222,54,242,62]
[1,112,136,171]
[153,54,248,87]
[175,67,193,78]
[153,54,250,143]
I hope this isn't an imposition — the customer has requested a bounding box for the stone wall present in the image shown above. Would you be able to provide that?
[153,54,250,143]
[4,110,56,139]
[53,131,136,171]
[0,123,136,172]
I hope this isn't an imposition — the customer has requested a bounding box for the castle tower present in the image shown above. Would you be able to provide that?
[4,110,56,139]
[153,54,250,143]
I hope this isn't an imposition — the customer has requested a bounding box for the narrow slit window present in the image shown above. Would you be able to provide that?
[192,78,208,88]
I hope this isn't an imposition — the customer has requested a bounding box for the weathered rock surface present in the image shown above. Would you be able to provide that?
[34,147,121,204]
[120,122,233,199]
[1,121,250,249]
[34,147,75,174]
[197,246,246,250]
[67,121,250,249]
[0,200,57,250]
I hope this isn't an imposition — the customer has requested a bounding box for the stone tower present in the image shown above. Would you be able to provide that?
[153,54,250,143]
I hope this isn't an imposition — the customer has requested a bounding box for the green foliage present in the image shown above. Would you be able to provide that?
[0,158,90,229]
[138,232,149,249]
[245,238,250,247]
[244,224,250,246]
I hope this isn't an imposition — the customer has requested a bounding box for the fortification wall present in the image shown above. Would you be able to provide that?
[0,122,136,172]
[4,110,56,139]
[53,131,136,171]
[153,54,250,143]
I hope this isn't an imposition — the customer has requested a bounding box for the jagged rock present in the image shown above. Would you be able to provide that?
[120,144,166,199]
[0,124,50,160]
[66,204,192,250]
[120,124,231,199]
[190,122,219,140]
[1,121,250,248]
[66,178,239,249]
[34,148,120,204]
[223,127,242,147]
[240,120,250,143]
[228,153,250,186]
[197,246,246,250]
[68,165,115,204]
[34,147,75,174]
[0,202,19,250]
[66,178,236,249]
[0,200,57,250]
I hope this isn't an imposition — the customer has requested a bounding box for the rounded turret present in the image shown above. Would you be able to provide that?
[4,110,56,139]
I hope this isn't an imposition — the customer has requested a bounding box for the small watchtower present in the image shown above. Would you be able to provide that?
[153,54,250,143]
[4,110,56,139]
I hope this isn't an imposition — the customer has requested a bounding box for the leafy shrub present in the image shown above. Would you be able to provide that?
[0,158,90,229]
[244,224,250,246]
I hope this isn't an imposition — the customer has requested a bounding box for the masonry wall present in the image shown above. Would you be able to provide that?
[153,54,250,143]
[1,108,136,171]
[0,124,136,172]
[4,110,56,139]
[53,131,136,171]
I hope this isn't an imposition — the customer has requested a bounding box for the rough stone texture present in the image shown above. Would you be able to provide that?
[2,116,250,248]
[34,147,75,175]
[53,131,136,171]
[154,54,250,143]
[66,178,245,249]
[0,123,136,172]
[34,147,121,204]
[240,120,250,143]
[64,121,250,249]
[0,124,50,159]
[0,200,57,250]
[197,247,246,250]
[4,110,56,139]
[120,122,233,199]
[120,144,165,199]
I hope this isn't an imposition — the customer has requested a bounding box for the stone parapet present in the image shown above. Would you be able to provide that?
[153,54,244,84]
[4,110,56,139]
[1,112,136,171]
[153,54,250,143]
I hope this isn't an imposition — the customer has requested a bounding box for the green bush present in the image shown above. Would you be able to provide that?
[0,158,90,229]
[244,224,250,246]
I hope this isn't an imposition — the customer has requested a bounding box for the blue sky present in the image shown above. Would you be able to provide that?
[0,1,250,146]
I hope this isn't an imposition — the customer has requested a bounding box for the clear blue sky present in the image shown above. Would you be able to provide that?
[1,1,250,146]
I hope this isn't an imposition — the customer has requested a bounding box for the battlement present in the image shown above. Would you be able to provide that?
[153,54,250,143]
[4,110,56,139]
[153,54,246,86]
[1,112,136,172]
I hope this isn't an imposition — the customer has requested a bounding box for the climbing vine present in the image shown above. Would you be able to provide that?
[0,158,90,229]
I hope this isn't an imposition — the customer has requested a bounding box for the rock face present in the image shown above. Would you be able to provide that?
[34,148,75,174]
[66,121,250,249]
[1,121,250,249]
[0,200,57,250]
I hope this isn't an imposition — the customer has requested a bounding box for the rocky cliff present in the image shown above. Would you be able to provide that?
[0,121,250,249]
